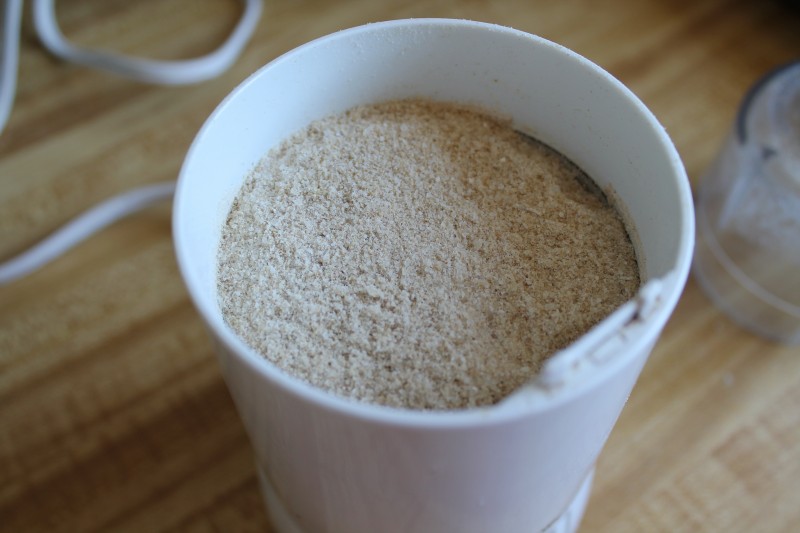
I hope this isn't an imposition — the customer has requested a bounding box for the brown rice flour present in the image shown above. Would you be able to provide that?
[217,99,640,410]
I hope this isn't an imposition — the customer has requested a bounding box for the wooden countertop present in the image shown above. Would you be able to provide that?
[2,1,799,531]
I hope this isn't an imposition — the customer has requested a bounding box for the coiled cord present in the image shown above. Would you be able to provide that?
[0,0,262,284]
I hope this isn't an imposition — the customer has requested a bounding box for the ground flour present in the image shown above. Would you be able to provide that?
[217,99,640,410]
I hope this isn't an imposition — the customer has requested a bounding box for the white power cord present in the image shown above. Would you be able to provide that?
[0,0,24,132]
[0,182,176,284]
[0,0,263,285]
[33,0,263,85]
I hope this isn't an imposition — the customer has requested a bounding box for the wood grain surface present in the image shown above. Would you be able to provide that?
[2,0,799,531]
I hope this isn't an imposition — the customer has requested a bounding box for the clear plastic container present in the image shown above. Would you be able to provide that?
[694,61,800,344]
